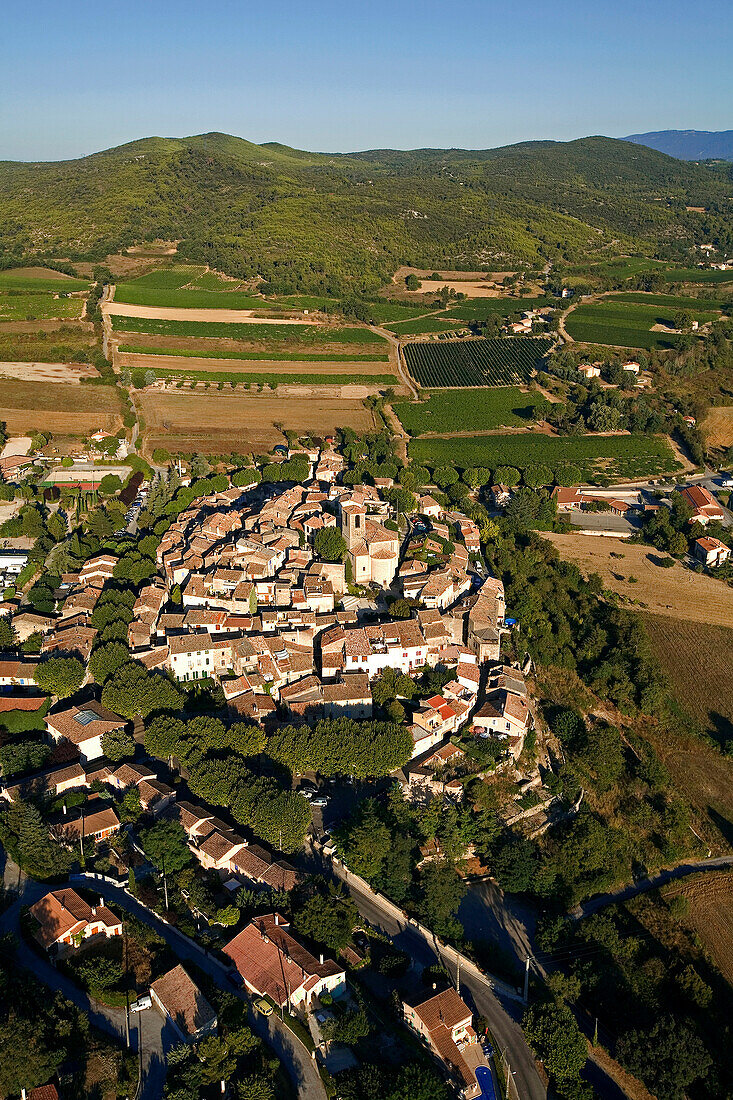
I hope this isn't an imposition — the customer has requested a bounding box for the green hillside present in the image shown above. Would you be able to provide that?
[0,132,731,294]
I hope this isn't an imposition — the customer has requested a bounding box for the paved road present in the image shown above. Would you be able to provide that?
[0,855,326,1100]
[570,855,733,920]
[309,847,546,1100]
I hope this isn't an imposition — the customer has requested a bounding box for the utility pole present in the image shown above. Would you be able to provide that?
[162,854,169,911]
[523,954,532,1004]
[123,923,130,1048]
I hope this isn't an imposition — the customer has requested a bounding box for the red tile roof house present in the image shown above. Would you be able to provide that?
[29,887,121,955]
[54,805,122,847]
[681,485,726,525]
[224,913,346,1010]
[403,987,483,1098]
[150,964,218,1043]
[45,699,128,763]
[694,536,731,567]
[26,1085,60,1100]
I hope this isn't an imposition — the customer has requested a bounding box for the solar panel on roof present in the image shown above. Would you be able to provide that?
[73,709,98,725]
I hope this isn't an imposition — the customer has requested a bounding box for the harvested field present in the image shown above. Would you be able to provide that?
[546,534,733,626]
[702,405,733,450]
[0,362,96,384]
[0,379,121,435]
[0,266,80,281]
[136,390,377,454]
[640,612,733,742]
[662,871,733,985]
[105,301,318,325]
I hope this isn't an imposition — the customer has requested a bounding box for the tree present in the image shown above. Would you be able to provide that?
[293,889,358,953]
[34,656,85,698]
[89,641,130,684]
[337,800,392,880]
[389,598,412,619]
[617,1015,711,1100]
[494,465,521,487]
[463,467,491,489]
[433,466,458,489]
[101,662,183,720]
[139,819,192,874]
[119,785,142,823]
[522,464,553,489]
[0,799,71,879]
[99,474,122,495]
[101,726,136,763]
[371,666,418,707]
[415,860,466,939]
[314,526,346,562]
[0,616,16,650]
[673,309,693,331]
[0,1014,65,1098]
[522,1001,588,1091]
[405,274,421,290]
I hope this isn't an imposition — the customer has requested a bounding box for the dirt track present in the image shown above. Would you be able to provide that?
[103,302,320,325]
[546,532,733,626]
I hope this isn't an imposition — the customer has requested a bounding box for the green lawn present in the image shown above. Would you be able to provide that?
[411,432,680,481]
[119,343,390,363]
[566,299,720,349]
[394,387,537,435]
[111,316,388,344]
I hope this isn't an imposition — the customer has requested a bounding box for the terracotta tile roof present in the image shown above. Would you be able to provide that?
[411,986,472,1033]
[58,806,121,840]
[224,914,343,1006]
[28,1086,59,1100]
[46,699,126,746]
[150,964,217,1039]
[30,888,120,948]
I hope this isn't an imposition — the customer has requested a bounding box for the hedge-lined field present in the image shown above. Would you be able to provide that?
[394,387,537,435]
[111,316,388,344]
[566,299,720,349]
[118,343,391,363]
[442,296,553,320]
[411,432,680,481]
[403,337,552,387]
[144,366,399,386]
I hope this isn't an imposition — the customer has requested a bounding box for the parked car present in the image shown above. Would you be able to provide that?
[311,795,328,807]
[130,993,152,1012]
[255,997,273,1017]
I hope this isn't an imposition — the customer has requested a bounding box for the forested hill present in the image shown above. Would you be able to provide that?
[0,131,731,294]
[625,129,733,161]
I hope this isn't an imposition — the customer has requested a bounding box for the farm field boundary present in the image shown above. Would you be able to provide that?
[110,315,388,345]
[662,871,733,986]
[403,336,553,388]
[394,387,537,435]
[116,344,391,364]
[136,365,398,387]
[411,432,679,480]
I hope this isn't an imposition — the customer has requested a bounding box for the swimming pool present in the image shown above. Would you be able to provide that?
[475,1064,498,1100]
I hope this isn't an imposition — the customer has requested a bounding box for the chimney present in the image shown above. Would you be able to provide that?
[92,906,97,916]
[274,914,279,925]
[319,953,324,965]
[62,804,67,815]
[21,1090,26,1100]
[99,897,104,907]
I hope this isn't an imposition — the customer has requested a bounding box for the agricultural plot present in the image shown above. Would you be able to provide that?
[139,365,398,386]
[0,273,89,293]
[403,337,553,388]
[117,343,390,363]
[111,316,387,344]
[566,257,733,286]
[136,390,376,455]
[566,299,721,349]
[114,284,266,310]
[0,379,121,436]
[394,387,537,435]
[116,266,207,289]
[411,432,679,480]
[442,296,553,321]
[388,317,462,335]
[663,872,733,986]
[0,324,95,363]
[702,405,733,450]
[0,292,84,322]
[611,292,728,310]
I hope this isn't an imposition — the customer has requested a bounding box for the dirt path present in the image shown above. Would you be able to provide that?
[370,324,419,398]
[103,301,323,325]
[382,404,408,463]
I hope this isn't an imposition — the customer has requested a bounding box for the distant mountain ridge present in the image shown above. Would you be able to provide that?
[624,130,733,161]
[0,132,731,294]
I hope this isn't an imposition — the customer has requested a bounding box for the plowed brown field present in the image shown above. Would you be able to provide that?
[663,870,733,985]
[0,379,121,435]
[136,390,376,454]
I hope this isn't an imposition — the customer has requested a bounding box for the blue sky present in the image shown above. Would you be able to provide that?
[2,0,731,160]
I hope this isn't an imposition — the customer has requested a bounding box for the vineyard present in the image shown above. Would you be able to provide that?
[402,337,553,387]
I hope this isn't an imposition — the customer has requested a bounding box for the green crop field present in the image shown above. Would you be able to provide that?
[119,266,207,289]
[0,293,83,321]
[610,292,730,310]
[566,299,720,349]
[411,432,681,481]
[119,344,391,363]
[442,296,553,321]
[388,317,462,335]
[114,284,266,310]
[394,387,537,435]
[403,337,553,387]
[146,366,399,386]
[0,274,89,293]
[0,326,94,363]
[111,316,388,344]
